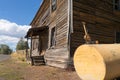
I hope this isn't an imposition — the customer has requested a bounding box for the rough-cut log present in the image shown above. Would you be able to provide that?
[74,44,120,80]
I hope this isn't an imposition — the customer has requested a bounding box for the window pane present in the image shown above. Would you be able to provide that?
[51,0,57,12]
[113,0,120,10]
[50,27,55,47]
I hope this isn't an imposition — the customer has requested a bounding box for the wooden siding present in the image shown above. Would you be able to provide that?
[70,0,120,57]
[31,0,50,56]
[31,30,48,56]
[45,0,69,68]
[31,0,50,27]
[30,0,69,68]
[45,48,69,68]
[49,0,69,48]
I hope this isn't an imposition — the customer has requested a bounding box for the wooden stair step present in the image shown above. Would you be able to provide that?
[31,56,45,66]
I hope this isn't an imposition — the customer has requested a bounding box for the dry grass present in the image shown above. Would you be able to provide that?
[0,58,27,80]
[11,50,26,62]
[0,50,28,80]
[0,50,80,80]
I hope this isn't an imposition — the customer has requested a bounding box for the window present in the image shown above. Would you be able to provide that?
[51,0,57,12]
[50,27,56,47]
[116,32,120,43]
[113,0,120,10]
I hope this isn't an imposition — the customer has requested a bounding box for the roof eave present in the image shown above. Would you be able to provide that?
[30,0,44,26]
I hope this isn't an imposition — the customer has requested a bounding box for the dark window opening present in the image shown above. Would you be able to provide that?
[50,27,56,47]
[113,0,120,10]
[32,39,35,50]
[115,0,119,3]
[116,32,120,43]
[115,5,118,9]
[51,0,57,12]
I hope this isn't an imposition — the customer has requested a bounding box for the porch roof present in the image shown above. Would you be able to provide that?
[25,26,48,38]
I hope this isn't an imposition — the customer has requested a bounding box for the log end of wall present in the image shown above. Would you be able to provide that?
[74,45,106,80]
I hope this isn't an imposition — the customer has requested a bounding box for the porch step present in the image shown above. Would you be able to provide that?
[31,56,45,66]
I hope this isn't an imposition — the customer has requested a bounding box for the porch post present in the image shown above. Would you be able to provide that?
[30,37,34,65]
[26,38,29,60]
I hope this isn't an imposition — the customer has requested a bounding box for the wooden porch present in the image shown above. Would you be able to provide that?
[25,26,48,65]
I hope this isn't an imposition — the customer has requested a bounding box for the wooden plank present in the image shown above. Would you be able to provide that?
[46,60,68,68]
[45,47,69,68]
[45,48,69,58]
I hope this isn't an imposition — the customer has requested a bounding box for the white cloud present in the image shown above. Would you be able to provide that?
[0,19,30,50]
[0,19,30,38]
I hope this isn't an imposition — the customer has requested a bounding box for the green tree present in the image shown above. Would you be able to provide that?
[24,41,29,49]
[16,37,29,50]
[0,44,12,54]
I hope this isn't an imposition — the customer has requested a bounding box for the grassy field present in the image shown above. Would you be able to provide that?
[0,51,80,80]
[0,51,28,80]
[0,59,27,80]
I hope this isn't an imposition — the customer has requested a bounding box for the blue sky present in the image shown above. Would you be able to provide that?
[0,0,43,50]
[0,0,43,25]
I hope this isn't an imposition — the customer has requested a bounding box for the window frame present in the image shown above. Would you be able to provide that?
[113,0,120,10]
[51,0,57,12]
[50,27,56,48]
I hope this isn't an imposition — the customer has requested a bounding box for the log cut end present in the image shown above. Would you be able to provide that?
[74,45,106,80]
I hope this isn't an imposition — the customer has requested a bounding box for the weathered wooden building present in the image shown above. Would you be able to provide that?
[25,0,120,68]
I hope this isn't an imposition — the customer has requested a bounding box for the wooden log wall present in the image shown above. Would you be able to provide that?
[70,0,120,57]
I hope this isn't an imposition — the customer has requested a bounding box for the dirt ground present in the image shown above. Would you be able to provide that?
[25,65,80,80]
[0,54,80,80]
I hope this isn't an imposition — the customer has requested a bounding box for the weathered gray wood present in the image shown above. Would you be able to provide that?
[45,48,69,68]
[70,0,120,57]
[46,60,68,68]
[29,0,70,68]
[26,0,120,69]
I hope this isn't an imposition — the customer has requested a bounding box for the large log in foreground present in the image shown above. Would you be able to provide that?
[74,44,120,80]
